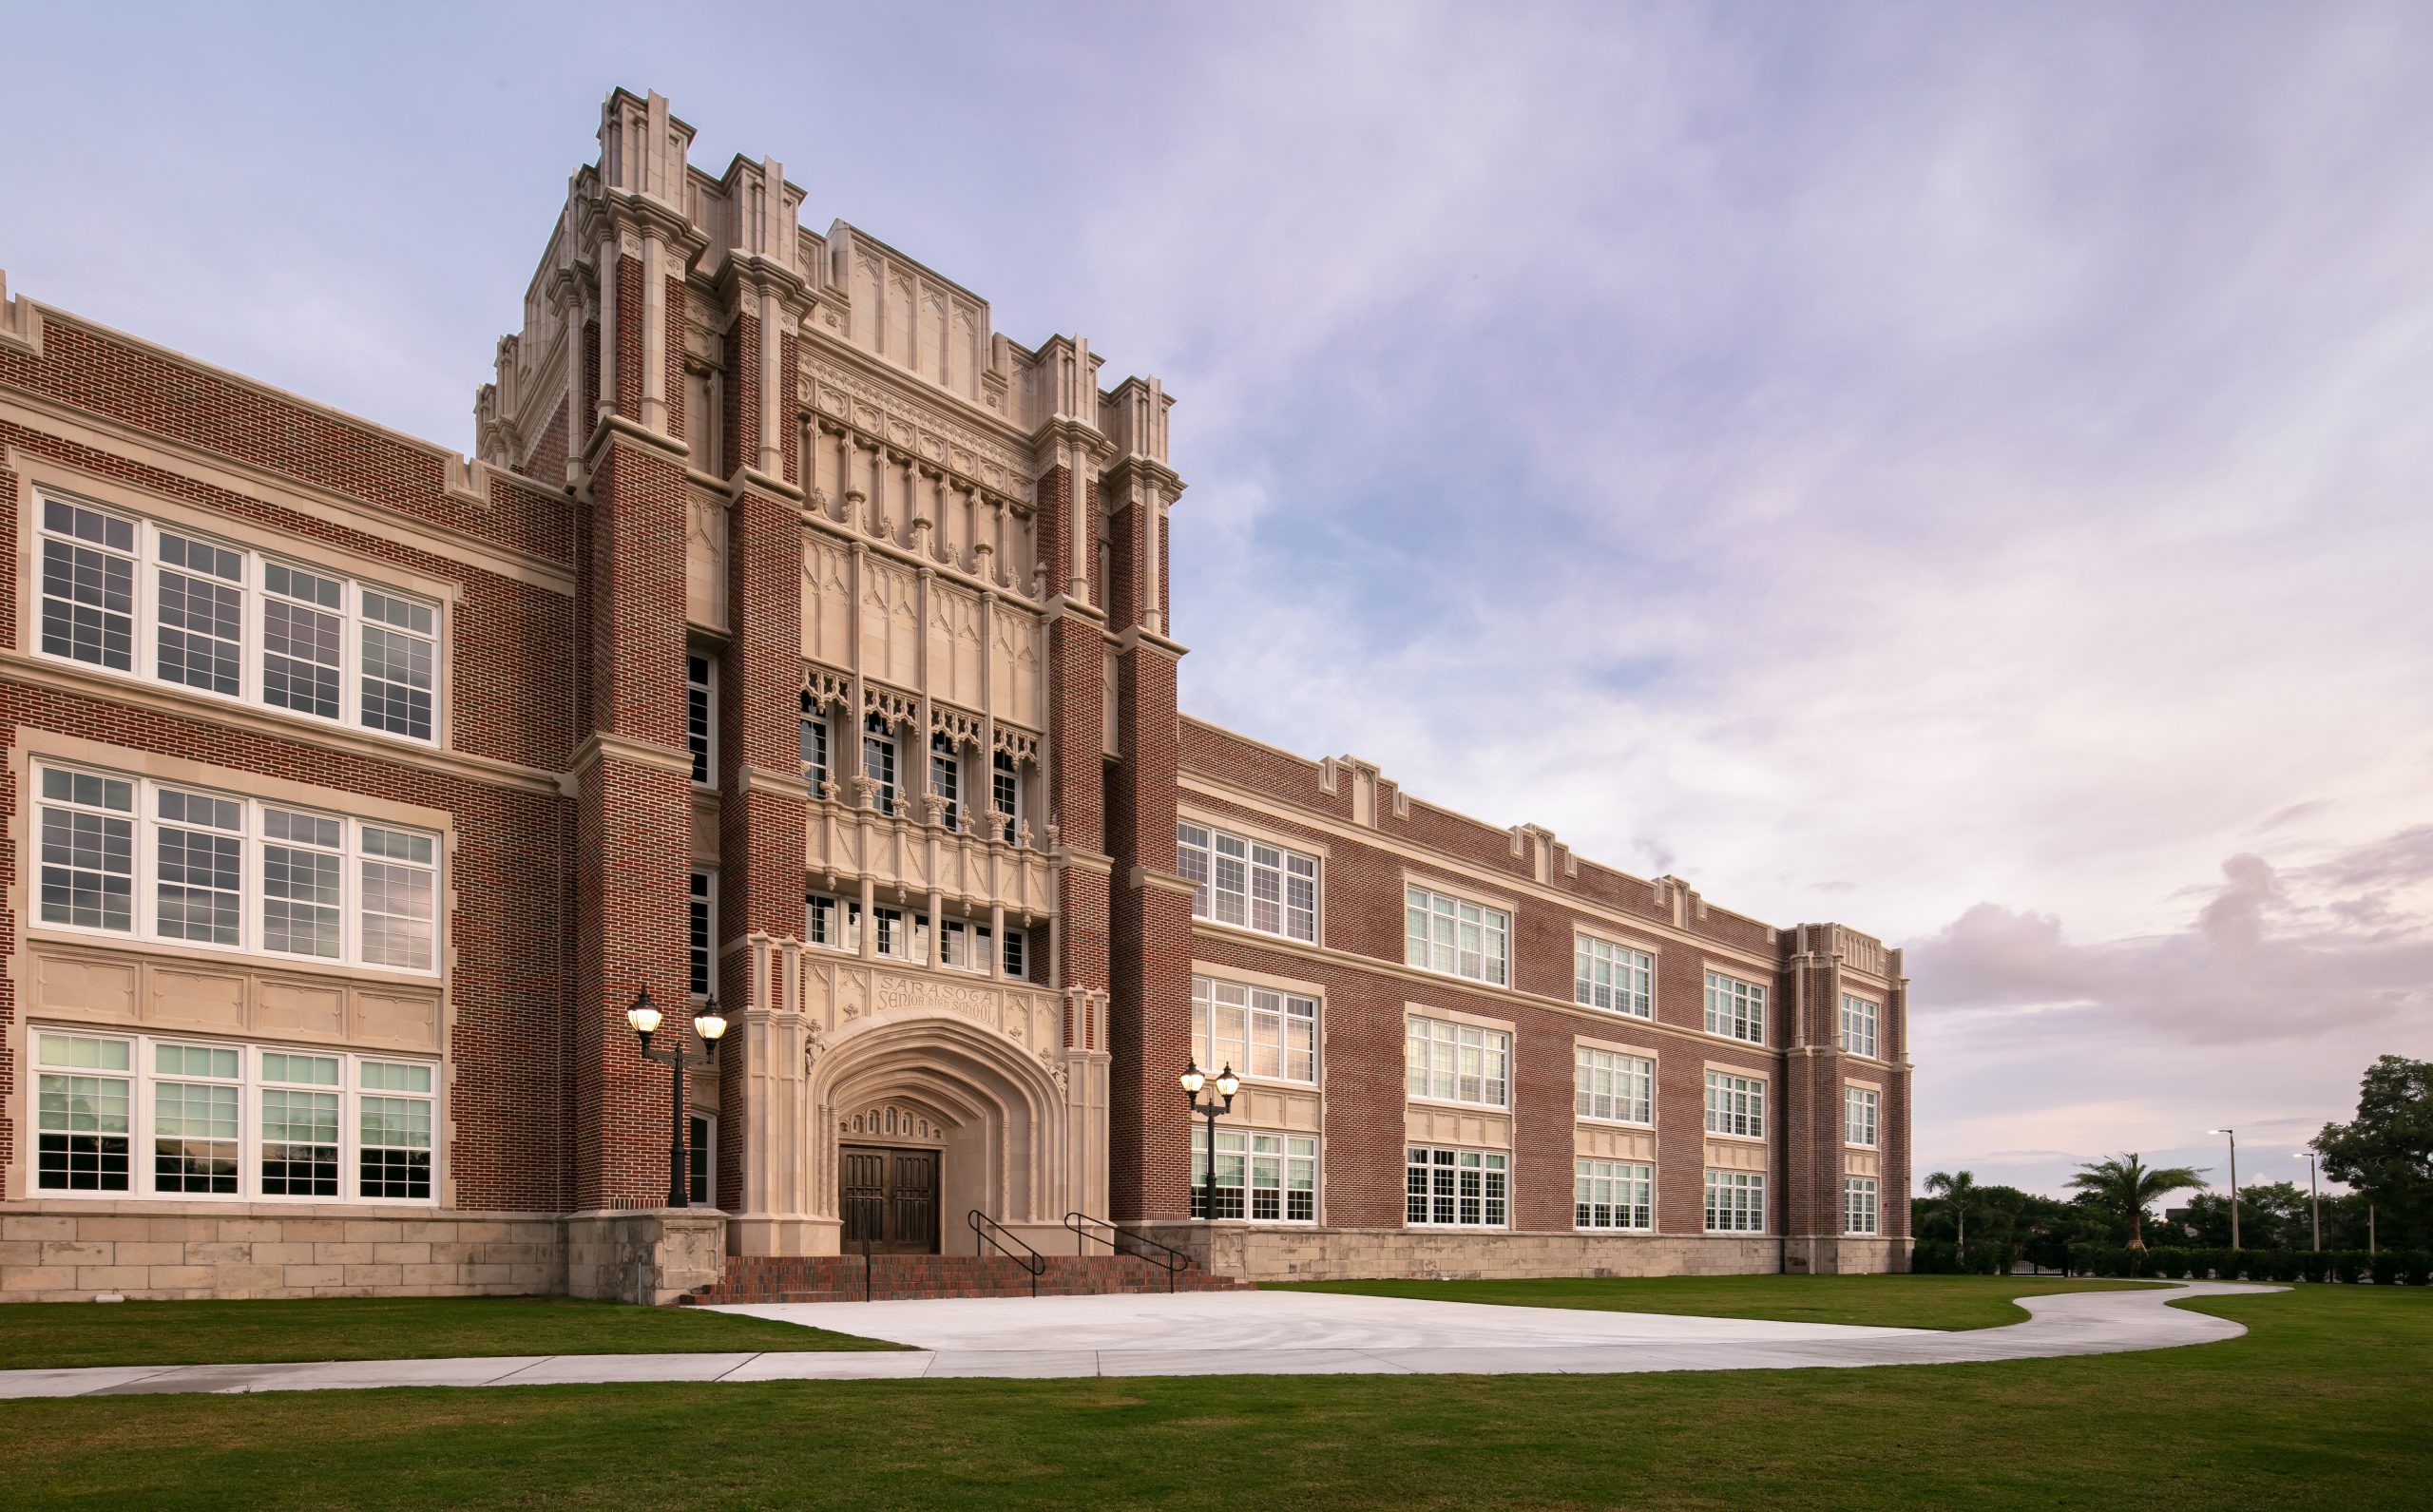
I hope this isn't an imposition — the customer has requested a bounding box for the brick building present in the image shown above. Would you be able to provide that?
[0,89,1910,1304]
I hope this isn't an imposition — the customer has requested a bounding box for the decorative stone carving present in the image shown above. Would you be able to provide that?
[862,683,918,730]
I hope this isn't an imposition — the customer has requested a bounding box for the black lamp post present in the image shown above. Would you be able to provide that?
[627,987,726,1209]
[1179,1061,1240,1220]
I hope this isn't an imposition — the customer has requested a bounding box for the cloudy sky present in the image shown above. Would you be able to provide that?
[6,3,2426,1196]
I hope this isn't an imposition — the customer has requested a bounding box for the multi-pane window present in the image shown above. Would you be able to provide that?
[360,1060,435,1200]
[1192,1127,1319,1221]
[1192,976,1319,1083]
[863,716,899,815]
[938,918,1025,978]
[260,1052,341,1197]
[993,751,1021,844]
[685,654,715,786]
[36,497,442,742]
[32,1029,433,1203]
[929,733,963,830]
[1575,1046,1655,1124]
[1406,1145,1508,1227]
[1405,886,1509,986]
[1406,1016,1509,1107]
[1704,972,1768,1044]
[1576,1158,1654,1231]
[1705,1170,1766,1233]
[33,761,440,974]
[1177,822,1318,941]
[1575,935,1654,1017]
[1705,1069,1766,1139]
[1844,1177,1880,1235]
[35,1032,132,1192]
[799,695,831,791]
[805,893,858,951]
[359,591,436,740]
[688,1113,716,1207]
[1002,926,1027,980]
[688,871,715,998]
[1841,995,1879,1059]
[1845,1086,1880,1147]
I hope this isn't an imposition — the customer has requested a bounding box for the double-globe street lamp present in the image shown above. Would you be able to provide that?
[627,987,726,1209]
[1179,1062,1241,1220]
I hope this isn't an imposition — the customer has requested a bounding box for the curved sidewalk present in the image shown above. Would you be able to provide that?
[0,1280,2278,1398]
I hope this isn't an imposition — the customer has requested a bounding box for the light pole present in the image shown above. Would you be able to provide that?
[627,987,726,1209]
[2209,1128,2239,1249]
[2295,1150,2321,1252]
[1179,1061,1240,1220]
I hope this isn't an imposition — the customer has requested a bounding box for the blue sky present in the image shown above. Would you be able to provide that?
[6,2,2428,1197]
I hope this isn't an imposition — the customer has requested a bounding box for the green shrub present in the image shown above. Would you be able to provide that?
[2299,1251,2329,1283]
[2398,1251,2433,1287]
[2332,1251,2368,1284]
[2150,1247,2191,1280]
[2369,1252,2400,1286]
[1911,1240,1958,1274]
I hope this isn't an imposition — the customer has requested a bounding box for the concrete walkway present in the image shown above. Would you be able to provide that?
[0,1280,2278,1398]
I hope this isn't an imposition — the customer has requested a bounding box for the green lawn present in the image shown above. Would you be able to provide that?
[1,1286,2426,1509]
[0,1295,903,1368]
[1268,1272,2153,1330]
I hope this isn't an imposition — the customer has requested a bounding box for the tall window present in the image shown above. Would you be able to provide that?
[1844,1177,1880,1235]
[1576,1158,1653,1231]
[1406,1016,1509,1107]
[1845,1086,1879,1147]
[685,654,715,786]
[1002,926,1028,981]
[1575,1046,1654,1124]
[1192,1127,1319,1221]
[1405,886,1508,986]
[805,893,861,953]
[37,497,442,744]
[1406,1146,1507,1227]
[799,694,831,792]
[1704,972,1767,1044]
[1192,976,1318,1083]
[1841,995,1879,1059]
[863,715,899,815]
[1705,1069,1766,1139]
[1177,822,1317,941]
[929,733,963,830]
[1705,1170,1765,1233]
[992,751,1021,844]
[688,1113,716,1207]
[688,871,716,999]
[1575,935,1654,1017]
[34,762,440,975]
[32,1027,435,1202]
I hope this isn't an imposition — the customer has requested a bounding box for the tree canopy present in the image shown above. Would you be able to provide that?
[2316,1054,2433,1252]
[2066,1153,2208,1250]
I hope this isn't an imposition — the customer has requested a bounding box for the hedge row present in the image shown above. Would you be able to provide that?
[2070,1247,2433,1285]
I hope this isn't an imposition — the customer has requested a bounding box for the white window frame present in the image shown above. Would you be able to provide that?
[1841,994,1879,1059]
[1405,1015,1510,1108]
[863,715,899,816]
[1704,1069,1766,1139]
[1405,1144,1509,1228]
[1192,1125,1320,1223]
[804,890,926,965]
[688,870,717,1000]
[1705,1169,1766,1234]
[1177,821,1318,942]
[1704,971,1768,1044]
[1575,1045,1655,1124]
[1574,934,1654,1018]
[1192,975,1319,1085]
[929,733,964,831]
[1405,884,1510,986]
[1844,1177,1880,1235]
[992,750,1022,845]
[33,493,444,747]
[1845,1085,1879,1148]
[31,759,441,977]
[686,653,716,788]
[1575,1158,1654,1232]
[688,1111,717,1208]
[799,694,832,793]
[805,892,861,953]
[29,1024,438,1205]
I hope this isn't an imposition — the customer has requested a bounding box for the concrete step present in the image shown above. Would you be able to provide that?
[680,1251,1242,1306]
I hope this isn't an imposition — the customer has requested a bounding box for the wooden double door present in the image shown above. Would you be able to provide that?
[841,1145,941,1254]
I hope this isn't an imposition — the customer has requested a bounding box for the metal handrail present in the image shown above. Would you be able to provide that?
[1063,1212,1195,1293]
[967,1210,1044,1298]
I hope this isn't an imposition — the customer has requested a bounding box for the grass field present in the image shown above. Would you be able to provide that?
[0,1295,903,1368]
[1268,1272,2151,1330]
[0,1282,2424,1510]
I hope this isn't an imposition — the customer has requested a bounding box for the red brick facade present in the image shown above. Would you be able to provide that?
[0,87,1907,1302]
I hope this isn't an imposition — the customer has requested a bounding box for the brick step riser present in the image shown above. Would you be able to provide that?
[680,1252,1242,1306]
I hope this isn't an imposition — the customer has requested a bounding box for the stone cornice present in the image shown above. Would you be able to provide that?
[0,651,565,796]
[1128,864,1198,898]
[1040,594,1109,629]
[582,411,692,469]
[565,730,695,789]
[736,764,814,802]
[1112,624,1189,660]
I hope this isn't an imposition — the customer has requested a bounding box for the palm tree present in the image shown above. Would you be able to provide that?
[2067,1153,2208,1251]
[1925,1169,1979,1249]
